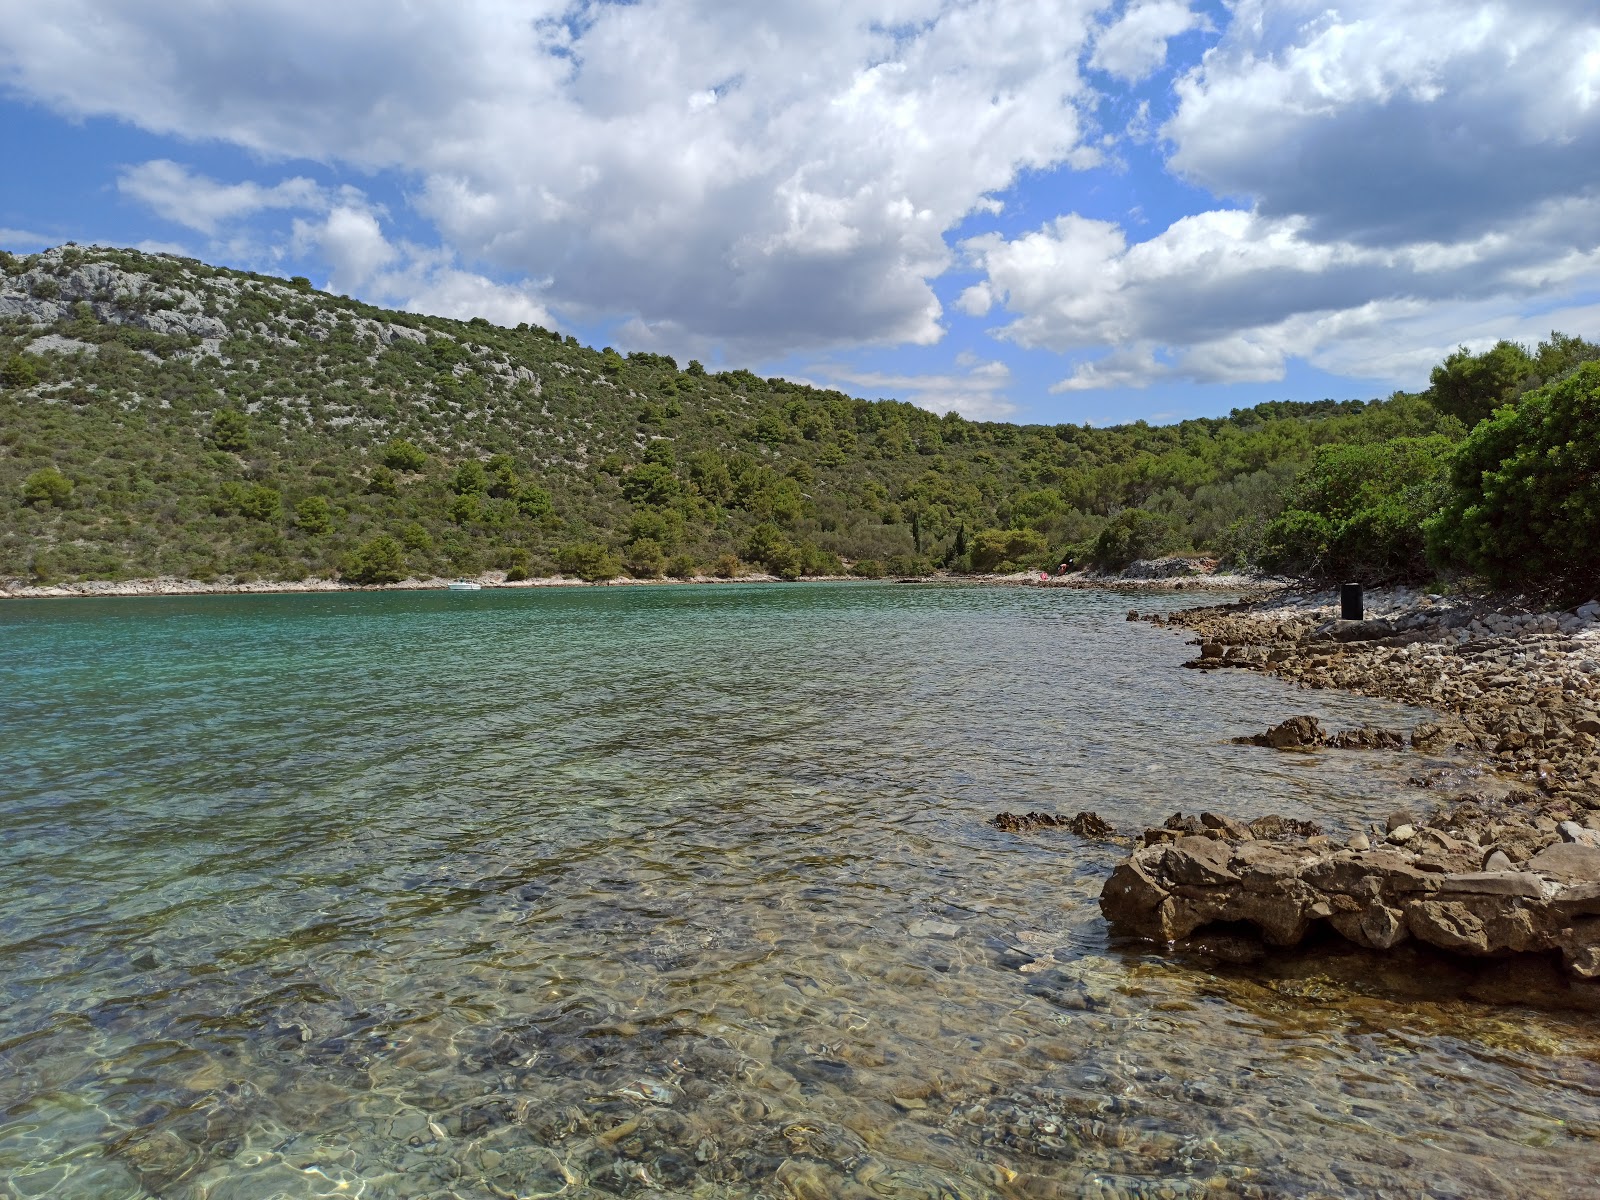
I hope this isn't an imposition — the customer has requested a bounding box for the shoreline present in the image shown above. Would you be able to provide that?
[1093,584,1600,1003]
[0,564,1275,601]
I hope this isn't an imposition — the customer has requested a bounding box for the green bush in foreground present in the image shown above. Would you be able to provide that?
[1428,362,1600,596]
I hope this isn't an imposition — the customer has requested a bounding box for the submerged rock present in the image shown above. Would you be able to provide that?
[992,810,1118,839]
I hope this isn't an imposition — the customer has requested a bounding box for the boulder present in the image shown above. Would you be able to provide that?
[1233,715,1327,749]
[1099,810,1600,982]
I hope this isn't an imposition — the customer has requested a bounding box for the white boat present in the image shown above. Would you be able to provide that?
[447,579,482,591]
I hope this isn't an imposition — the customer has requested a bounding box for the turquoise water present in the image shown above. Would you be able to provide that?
[1,582,1596,1198]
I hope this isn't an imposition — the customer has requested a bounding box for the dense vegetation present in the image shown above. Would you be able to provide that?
[1260,332,1600,596]
[0,245,1592,595]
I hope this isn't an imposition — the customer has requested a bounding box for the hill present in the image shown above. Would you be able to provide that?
[0,244,1462,586]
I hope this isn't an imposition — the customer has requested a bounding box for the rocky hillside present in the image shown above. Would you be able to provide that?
[0,244,1457,586]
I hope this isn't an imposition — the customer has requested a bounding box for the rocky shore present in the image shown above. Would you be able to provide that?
[1095,586,1600,996]
[0,571,819,600]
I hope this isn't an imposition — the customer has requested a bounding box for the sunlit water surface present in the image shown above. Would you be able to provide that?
[1,583,1597,1199]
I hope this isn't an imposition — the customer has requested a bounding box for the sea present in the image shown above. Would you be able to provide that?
[2,582,1597,1198]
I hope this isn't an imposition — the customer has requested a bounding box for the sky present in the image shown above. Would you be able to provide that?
[2,1,1599,426]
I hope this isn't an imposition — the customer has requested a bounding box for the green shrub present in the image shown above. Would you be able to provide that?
[341,535,407,584]
[451,460,489,494]
[667,553,698,579]
[493,545,532,581]
[239,485,281,522]
[743,522,805,578]
[399,522,433,551]
[556,541,621,582]
[1428,341,1534,427]
[885,552,932,577]
[969,527,1047,572]
[851,558,885,578]
[1090,509,1176,570]
[22,466,73,508]
[624,537,667,578]
[620,463,678,506]
[381,439,427,472]
[517,483,553,517]
[295,495,333,534]
[1427,362,1600,595]
[367,465,399,496]
[2,352,39,391]
[210,408,250,452]
[711,553,741,579]
[1261,437,1451,579]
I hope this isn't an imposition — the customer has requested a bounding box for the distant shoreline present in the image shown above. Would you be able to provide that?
[0,567,1273,601]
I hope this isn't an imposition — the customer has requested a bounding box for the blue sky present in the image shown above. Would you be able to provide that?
[3,0,1599,425]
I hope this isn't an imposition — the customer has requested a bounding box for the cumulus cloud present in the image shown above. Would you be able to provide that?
[118,160,325,234]
[0,0,1113,355]
[1090,1,1208,83]
[967,190,1600,390]
[805,358,1017,420]
[962,0,1600,391]
[1164,0,1600,246]
[290,201,551,327]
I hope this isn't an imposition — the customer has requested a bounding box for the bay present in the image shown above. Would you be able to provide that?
[1,582,1595,1198]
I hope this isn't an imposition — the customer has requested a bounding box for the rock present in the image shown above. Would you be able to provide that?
[908,919,961,939]
[1386,824,1417,844]
[1438,871,1552,898]
[1066,811,1116,838]
[1126,609,1139,621]
[1346,832,1371,851]
[1200,643,1224,659]
[1099,821,1600,982]
[1248,814,1324,840]
[1200,811,1253,840]
[1328,726,1407,750]
[992,811,1062,833]
[1560,820,1600,847]
[1233,715,1327,749]
[1165,836,1240,886]
[1385,811,1418,833]
[1483,849,1513,871]
[1528,843,1600,881]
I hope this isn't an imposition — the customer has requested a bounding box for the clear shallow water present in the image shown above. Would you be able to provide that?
[0,582,1596,1199]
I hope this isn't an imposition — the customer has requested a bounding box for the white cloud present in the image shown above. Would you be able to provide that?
[1164,0,1600,245]
[960,0,1600,392]
[0,0,1115,356]
[1090,1,1208,83]
[290,201,551,327]
[0,227,50,251]
[293,204,396,294]
[805,359,1017,420]
[968,191,1600,391]
[118,159,325,234]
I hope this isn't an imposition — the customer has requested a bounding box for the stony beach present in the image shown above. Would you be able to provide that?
[1096,584,1600,1002]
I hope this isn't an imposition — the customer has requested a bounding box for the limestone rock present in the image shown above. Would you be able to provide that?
[1233,715,1326,749]
[1099,809,1600,981]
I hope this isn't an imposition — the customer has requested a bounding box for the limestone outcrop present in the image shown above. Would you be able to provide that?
[1101,810,1600,979]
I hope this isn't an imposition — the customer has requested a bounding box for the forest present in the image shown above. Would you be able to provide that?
[2,244,1596,596]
